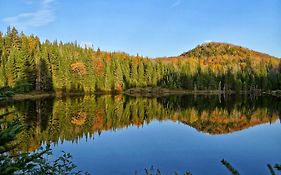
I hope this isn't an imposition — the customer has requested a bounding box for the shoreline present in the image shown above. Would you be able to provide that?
[1,88,281,102]
[124,87,281,97]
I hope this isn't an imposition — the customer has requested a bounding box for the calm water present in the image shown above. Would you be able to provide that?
[1,95,281,174]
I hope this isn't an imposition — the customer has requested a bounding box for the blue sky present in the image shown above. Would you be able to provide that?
[0,0,280,58]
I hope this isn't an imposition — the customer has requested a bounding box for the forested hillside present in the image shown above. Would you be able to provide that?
[0,27,280,94]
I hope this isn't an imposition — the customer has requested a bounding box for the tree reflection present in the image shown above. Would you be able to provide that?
[0,95,280,152]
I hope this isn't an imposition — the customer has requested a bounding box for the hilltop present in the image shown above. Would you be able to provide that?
[180,42,278,59]
[159,42,280,66]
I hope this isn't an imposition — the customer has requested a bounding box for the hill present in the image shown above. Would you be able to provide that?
[159,42,280,66]
[180,42,278,59]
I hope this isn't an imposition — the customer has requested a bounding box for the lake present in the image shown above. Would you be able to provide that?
[1,95,281,174]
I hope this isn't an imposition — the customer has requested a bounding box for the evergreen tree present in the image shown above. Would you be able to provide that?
[0,27,280,94]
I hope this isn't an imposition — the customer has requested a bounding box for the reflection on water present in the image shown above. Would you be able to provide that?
[158,95,281,134]
[0,95,281,174]
[1,95,280,151]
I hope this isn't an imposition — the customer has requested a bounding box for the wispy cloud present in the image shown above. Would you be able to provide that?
[3,0,56,29]
[172,0,182,7]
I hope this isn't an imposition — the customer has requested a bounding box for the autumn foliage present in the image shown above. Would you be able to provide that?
[71,62,87,76]
[0,27,280,94]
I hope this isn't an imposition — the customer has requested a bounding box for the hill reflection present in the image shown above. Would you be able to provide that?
[1,95,280,152]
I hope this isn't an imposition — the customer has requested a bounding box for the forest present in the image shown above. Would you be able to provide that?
[0,27,281,94]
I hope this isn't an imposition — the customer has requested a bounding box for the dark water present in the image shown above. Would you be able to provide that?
[1,95,281,174]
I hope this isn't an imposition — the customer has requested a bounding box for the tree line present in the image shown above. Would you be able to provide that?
[0,27,280,94]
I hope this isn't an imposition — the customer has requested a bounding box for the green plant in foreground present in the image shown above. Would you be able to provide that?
[221,159,240,175]
[275,164,281,170]
[140,166,192,175]
[221,159,281,175]
[140,161,281,175]
[267,164,277,175]
[0,112,87,175]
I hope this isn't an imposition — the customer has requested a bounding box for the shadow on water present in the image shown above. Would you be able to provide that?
[0,94,280,152]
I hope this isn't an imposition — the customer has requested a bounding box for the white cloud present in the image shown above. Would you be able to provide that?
[3,0,55,29]
[172,0,182,7]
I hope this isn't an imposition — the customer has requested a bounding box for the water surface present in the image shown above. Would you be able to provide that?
[1,95,280,174]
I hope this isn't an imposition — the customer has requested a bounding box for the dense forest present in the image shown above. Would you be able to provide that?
[1,95,280,152]
[0,27,280,94]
